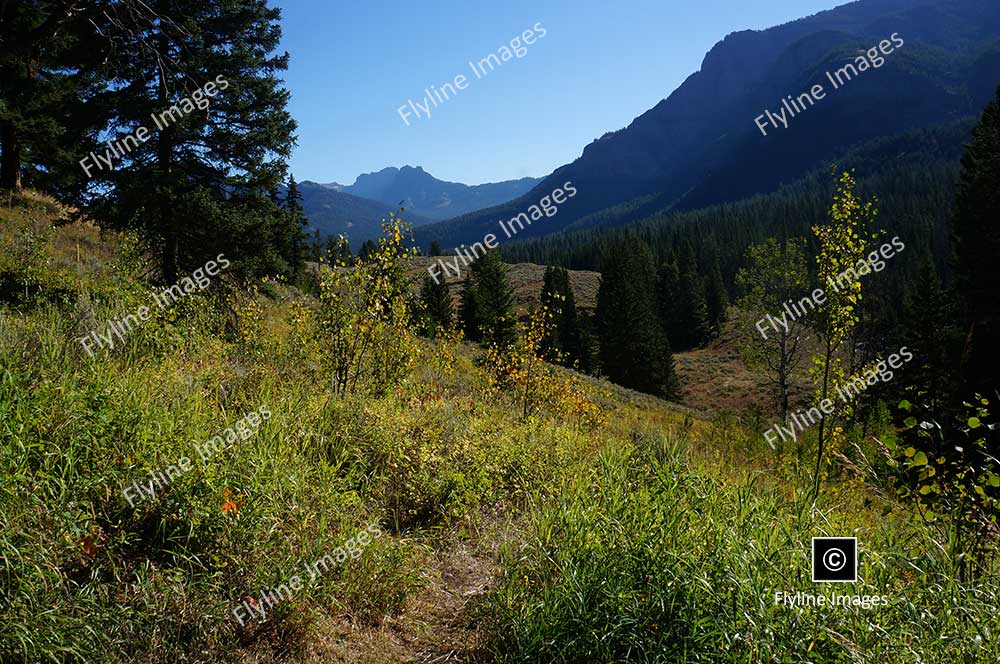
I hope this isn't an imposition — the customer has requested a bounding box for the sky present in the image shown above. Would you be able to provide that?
[273,0,843,186]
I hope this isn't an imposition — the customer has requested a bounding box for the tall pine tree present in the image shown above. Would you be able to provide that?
[540,266,585,369]
[279,175,309,275]
[421,274,453,338]
[656,255,681,349]
[704,247,729,338]
[84,0,297,282]
[674,244,711,349]
[597,240,679,399]
[464,251,517,348]
[0,2,107,194]
[952,86,1000,398]
[899,256,959,416]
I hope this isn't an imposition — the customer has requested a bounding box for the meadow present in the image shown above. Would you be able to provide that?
[1,192,996,663]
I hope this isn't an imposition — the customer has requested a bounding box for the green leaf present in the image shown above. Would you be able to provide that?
[903,417,918,429]
[912,451,929,466]
[968,417,982,429]
[898,400,912,412]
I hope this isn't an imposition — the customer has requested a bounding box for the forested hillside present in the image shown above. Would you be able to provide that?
[2,0,999,662]
[415,0,999,249]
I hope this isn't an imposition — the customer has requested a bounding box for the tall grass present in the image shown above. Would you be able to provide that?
[485,430,999,663]
[2,198,997,662]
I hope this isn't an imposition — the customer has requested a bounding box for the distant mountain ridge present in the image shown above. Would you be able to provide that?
[337,166,542,220]
[415,0,1000,248]
[294,180,433,251]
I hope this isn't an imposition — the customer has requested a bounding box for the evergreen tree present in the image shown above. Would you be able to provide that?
[429,240,443,256]
[459,279,481,343]
[596,240,679,399]
[359,239,378,262]
[467,251,517,348]
[279,175,309,274]
[952,86,1000,398]
[83,0,297,282]
[704,251,729,338]
[899,256,960,416]
[311,229,323,261]
[0,2,106,194]
[674,245,711,349]
[420,274,453,338]
[540,266,584,368]
[324,235,352,264]
[655,256,681,348]
[540,266,560,357]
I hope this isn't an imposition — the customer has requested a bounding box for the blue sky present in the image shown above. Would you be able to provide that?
[273,0,843,186]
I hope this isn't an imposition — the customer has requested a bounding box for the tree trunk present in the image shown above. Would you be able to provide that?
[158,126,177,282]
[811,338,834,505]
[0,123,23,193]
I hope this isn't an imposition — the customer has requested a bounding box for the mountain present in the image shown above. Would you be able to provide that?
[415,0,1000,249]
[340,166,542,220]
[295,180,433,250]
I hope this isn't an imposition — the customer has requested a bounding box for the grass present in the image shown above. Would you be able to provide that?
[1,191,997,662]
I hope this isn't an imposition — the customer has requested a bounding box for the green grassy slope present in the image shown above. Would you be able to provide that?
[1,193,996,663]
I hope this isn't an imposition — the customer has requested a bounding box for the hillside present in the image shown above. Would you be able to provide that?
[295,180,433,250]
[415,0,1000,249]
[408,256,601,315]
[2,193,996,662]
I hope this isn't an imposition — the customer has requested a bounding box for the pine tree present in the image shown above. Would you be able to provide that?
[324,235,352,264]
[674,245,711,349]
[656,256,681,348]
[420,274,453,338]
[540,266,584,368]
[279,175,309,274]
[540,266,561,357]
[83,0,297,282]
[469,251,517,349]
[359,240,378,262]
[952,86,1000,398]
[311,229,323,261]
[596,240,679,399]
[704,252,729,338]
[899,256,959,416]
[459,279,481,343]
[0,2,106,193]
[429,240,443,256]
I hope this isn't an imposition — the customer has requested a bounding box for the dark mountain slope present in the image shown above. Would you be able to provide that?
[296,180,432,250]
[415,0,1000,249]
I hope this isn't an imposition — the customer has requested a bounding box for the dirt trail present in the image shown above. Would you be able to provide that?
[301,537,498,664]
